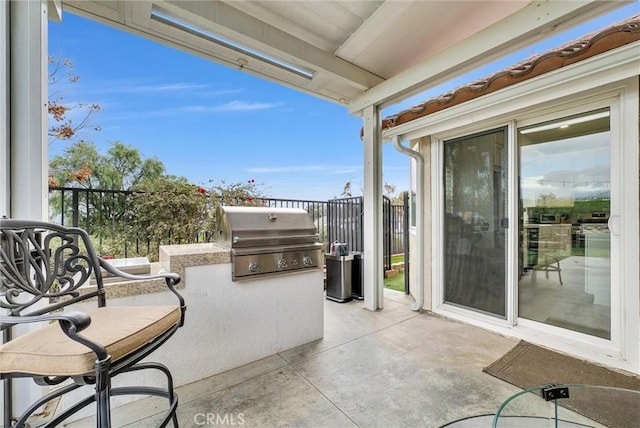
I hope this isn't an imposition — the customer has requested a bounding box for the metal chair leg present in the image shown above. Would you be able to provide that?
[117,362,179,427]
[95,358,112,428]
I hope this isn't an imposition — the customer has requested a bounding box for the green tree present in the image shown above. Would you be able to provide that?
[127,177,208,260]
[48,141,168,249]
[101,142,166,190]
[202,179,266,232]
[49,140,165,190]
[207,179,263,208]
[125,178,265,261]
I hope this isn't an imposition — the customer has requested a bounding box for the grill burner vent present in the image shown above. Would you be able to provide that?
[215,206,323,281]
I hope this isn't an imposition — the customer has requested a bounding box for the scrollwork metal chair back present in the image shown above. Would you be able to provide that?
[1,221,105,316]
[1,220,185,428]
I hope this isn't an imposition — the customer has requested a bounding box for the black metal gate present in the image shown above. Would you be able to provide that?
[327,196,363,253]
[328,196,406,273]
[383,196,392,271]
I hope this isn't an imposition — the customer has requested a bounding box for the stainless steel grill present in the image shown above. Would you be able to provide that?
[215,206,323,281]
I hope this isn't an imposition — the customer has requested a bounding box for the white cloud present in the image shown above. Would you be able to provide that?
[81,79,245,98]
[102,100,281,121]
[201,88,245,97]
[247,165,327,173]
[247,164,361,174]
[127,83,209,92]
[184,101,281,112]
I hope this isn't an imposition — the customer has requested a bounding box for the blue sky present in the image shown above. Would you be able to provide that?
[48,4,638,201]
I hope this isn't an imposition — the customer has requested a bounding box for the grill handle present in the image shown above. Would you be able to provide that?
[232,234,320,246]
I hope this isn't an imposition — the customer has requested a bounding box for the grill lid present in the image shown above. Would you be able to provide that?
[216,206,320,248]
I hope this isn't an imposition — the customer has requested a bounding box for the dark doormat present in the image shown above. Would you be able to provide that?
[483,341,640,427]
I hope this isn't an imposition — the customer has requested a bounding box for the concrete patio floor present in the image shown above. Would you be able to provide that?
[67,289,523,427]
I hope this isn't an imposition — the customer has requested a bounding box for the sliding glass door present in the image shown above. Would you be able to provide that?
[443,128,507,317]
[517,109,611,339]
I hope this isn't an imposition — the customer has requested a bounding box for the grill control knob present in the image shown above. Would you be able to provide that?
[278,259,288,270]
[248,262,260,272]
[303,256,314,266]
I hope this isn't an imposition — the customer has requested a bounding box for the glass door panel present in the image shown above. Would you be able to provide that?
[443,128,507,317]
[518,109,611,339]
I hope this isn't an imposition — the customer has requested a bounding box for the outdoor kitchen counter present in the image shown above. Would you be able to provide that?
[157,241,324,386]
[67,242,323,418]
[86,243,230,300]
[159,242,231,282]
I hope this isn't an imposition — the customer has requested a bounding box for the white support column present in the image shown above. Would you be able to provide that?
[362,105,384,310]
[3,0,49,422]
[1,0,9,217]
[1,3,8,423]
[10,0,48,220]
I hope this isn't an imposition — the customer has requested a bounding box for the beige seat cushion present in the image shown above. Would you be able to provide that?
[0,306,181,377]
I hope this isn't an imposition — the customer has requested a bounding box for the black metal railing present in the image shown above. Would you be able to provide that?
[48,187,405,271]
[49,186,148,258]
[255,197,328,245]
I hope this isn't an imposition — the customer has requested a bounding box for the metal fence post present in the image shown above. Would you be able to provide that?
[71,188,79,227]
[403,191,410,294]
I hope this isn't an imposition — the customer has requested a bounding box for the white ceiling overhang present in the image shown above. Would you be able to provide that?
[61,1,631,115]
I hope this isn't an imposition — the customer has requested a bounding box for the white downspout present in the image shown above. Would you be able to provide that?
[392,136,424,312]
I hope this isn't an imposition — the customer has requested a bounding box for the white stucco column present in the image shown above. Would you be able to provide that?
[3,1,49,423]
[362,105,384,310]
[1,0,9,217]
[1,2,8,424]
[9,0,48,220]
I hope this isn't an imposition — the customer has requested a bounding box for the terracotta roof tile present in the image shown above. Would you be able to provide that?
[381,14,640,131]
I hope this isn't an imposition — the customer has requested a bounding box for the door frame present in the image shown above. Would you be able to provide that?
[428,78,638,373]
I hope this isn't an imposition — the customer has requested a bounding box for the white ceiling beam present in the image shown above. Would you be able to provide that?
[64,0,125,24]
[155,0,384,92]
[47,0,62,23]
[348,0,632,115]
[336,0,410,61]
[125,1,152,28]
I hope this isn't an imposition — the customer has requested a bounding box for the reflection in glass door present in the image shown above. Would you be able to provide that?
[518,109,611,339]
[443,128,507,317]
